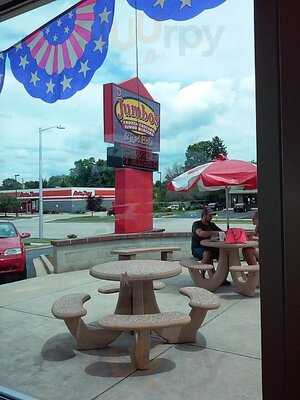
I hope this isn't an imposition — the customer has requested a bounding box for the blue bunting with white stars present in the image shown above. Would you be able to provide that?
[0,51,6,93]
[127,0,226,21]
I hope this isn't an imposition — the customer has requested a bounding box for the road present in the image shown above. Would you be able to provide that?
[0,210,254,284]
[9,210,254,240]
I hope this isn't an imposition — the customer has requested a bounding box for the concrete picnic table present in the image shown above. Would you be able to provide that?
[90,260,182,315]
[180,239,259,296]
[52,261,221,368]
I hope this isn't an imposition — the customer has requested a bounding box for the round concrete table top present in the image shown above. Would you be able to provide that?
[90,260,182,282]
[200,239,258,249]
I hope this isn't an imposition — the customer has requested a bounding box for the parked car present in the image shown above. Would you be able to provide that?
[233,202,251,212]
[107,207,115,216]
[207,202,224,211]
[0,221,30,281]
[166,204,180,211]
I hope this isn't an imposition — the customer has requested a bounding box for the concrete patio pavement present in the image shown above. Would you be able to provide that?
[0,266,262,400]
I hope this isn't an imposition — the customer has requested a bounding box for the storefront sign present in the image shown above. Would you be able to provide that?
[104,82,160,152]
[18,191,38,198]
[72,190,95,197]
[107,144,159,171]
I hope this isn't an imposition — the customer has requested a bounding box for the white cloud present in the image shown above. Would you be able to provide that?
[145,76,256,173]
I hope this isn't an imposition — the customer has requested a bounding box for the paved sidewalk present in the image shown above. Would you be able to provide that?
[0,267,261,400]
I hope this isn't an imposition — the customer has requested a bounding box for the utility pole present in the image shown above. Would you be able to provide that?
[14,174,19,217]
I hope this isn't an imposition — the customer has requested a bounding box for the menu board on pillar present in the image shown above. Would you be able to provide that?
[103,77,161,233]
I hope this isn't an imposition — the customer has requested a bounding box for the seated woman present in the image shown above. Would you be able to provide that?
[243,211,259,265]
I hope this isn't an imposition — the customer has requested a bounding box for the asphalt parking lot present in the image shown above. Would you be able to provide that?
[0,211,254,283]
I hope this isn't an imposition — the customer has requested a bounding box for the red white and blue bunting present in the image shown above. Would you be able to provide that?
[0,0,226,103]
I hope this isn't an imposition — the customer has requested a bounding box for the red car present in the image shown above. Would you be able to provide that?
[0,221,31,281]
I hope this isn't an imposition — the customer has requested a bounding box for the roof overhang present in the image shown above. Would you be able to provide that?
[0,0,55,22]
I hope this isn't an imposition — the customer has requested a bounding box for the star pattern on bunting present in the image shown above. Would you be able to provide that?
[180,0,192,9]
[154,0,165,8]
[99,7,111,23]
[61,75,72,91]
[94,36,106,52]
[79,60,90,78]
[46,79,55,93]
[5,0,116,102]
[15,43,22,51]
[127,0,226,21]
[30,71,40,86]
[19,55,29,70]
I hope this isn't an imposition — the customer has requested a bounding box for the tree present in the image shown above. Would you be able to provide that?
[86,194,103,215]
[164,163,185,182]
[69,158,95,187]
[184,136,228,169]
[185,141,212,169]
[0,195,21,216]
[24,181,39,189]
[153,180,167,210]
[210,136,228,159]
[1,178,22,190]
[48,175,71,188]
[87,159,114,187]
[69,158,114,187]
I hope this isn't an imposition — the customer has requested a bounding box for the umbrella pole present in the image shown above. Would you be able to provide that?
[225,187,230,230]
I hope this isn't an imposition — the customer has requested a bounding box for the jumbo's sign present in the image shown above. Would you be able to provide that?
[104,80,160,152]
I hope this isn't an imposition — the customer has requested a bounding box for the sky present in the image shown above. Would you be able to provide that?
[0,0,256,183]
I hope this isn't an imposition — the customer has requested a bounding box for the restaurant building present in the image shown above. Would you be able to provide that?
[1,187,115,214]
[229,188,258,208]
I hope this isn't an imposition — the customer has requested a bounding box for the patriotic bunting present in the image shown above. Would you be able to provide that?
[126,0,226,21]
[0,0,226,102]
[4,0,115,103]
[0,51,6,93]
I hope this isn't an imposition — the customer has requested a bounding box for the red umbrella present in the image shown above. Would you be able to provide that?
[167,155,257,228]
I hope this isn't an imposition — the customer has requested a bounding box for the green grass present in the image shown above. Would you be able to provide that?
[24,238,55,247]
[47,215,114,223]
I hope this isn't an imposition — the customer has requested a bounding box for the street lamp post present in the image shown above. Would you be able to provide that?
[156,171,162,208]
[39,125,65,239]
[14,174,19,217]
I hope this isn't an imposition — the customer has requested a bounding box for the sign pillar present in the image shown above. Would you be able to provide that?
[115,169,153,233]
[103,77,160,234]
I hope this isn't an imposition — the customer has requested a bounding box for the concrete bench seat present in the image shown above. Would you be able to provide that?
[158,287,221,344]
[111,246,181,261]
[230,264,260,273]
[99,312,190,369]
[51,293,120,350]
[180,257,221,291]
[98,280,165,294]
[52,293,89,319]
[99,312,190,331]
[180,258,214,271]
[229,264,260,297]
[179,287,221,310]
